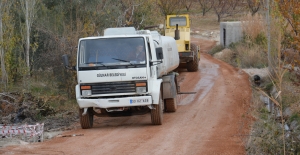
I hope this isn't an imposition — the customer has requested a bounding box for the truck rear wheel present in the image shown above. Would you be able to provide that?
[165,98,177,112]
[79,108,94,129]
[187,43,199,72]
[151,93,163,125]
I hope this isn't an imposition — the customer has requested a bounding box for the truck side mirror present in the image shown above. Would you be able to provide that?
[62,54,69,67]
[62,54,76,70]
[156,47,164,60]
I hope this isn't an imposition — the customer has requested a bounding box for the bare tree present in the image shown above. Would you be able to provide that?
[213,0,231,22]
[247,0,262,16]
[198,0,214,16]
[118,0,145,28]
[20,0,37,69]
[156,0,185,16]
[184,0,194,12]
[111,0,159,30]
[213,0,246,22]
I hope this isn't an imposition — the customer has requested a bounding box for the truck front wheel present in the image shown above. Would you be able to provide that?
[151,93,164,125]
[79,108,94,129]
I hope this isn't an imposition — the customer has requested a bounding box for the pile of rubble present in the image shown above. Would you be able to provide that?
[0,92,78,134]
[0,92,56,125]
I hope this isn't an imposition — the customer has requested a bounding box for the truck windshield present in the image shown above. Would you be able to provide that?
[170,17,187,26]
[78,37,146,67]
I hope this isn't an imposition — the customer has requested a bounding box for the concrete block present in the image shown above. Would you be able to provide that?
[220,22,242,47]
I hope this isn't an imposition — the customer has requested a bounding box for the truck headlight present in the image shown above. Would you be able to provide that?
[136,82,147,93]
[136,87,146,93]
[81,85,92,96]
[82,90,92,96]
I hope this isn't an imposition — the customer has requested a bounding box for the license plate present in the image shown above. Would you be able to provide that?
[130,99,149,104]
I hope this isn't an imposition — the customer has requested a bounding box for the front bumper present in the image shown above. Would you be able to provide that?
[179,51,194,62]
[77,96,152,108]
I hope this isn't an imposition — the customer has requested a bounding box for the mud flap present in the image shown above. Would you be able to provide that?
[162,73,177,99]
[151,79,163,105]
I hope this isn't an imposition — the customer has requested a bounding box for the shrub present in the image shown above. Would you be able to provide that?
[255,32,267,46]
[208,45,224,56]
[241,13,266,44]
[234,43,268,68]
[217,48,236,66]
[246,90,286,155]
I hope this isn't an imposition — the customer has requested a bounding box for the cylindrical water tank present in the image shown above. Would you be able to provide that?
[154,34,179,77]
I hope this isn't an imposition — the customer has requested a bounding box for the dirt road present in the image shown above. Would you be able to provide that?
[0,39,252,155]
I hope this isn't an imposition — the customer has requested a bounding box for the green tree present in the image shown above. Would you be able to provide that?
[0,0,15,88]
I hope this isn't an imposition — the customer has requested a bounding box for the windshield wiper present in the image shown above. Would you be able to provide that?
[87,62,106,66]
[111,58,134,65]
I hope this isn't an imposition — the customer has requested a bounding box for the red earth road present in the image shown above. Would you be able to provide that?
[0,38,252,155]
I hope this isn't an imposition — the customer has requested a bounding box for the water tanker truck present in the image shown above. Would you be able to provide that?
[62,27,180,129]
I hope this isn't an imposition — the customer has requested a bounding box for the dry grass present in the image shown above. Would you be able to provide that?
[241,13,266,42]
[235,44,267,68]
[190,12,220,31]
[282,75,300,109]
[208,45,225,55]
[249,72,300,155]
[246,87,284,154]
[215,48,236,66]
[245,17,300,154]
[203,12,268,68]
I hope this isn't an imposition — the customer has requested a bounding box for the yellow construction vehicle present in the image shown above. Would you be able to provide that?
[164,14,200,72]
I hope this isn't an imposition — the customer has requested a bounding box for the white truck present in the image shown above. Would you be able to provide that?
[63,27,180,129]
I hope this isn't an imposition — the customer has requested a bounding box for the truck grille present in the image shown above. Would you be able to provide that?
[91,81,136,94]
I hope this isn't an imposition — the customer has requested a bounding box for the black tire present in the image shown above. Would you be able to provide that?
[151,93,164,125]
[100,108,107,114]
[165,98,177,112]
[79,108,94,129]
[187,43,199,72]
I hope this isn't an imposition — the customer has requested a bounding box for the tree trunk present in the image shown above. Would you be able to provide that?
[21,0,36,72]
[0,6,8,84]
[25,1,30,68]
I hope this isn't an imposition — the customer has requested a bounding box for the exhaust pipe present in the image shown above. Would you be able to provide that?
[175,24,180,40]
